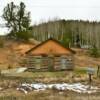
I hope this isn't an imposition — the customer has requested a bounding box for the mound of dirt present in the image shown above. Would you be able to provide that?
[0,39,37,69]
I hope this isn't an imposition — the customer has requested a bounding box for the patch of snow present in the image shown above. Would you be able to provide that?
[17,83,100,94]
[16,68,27,73]
[1,67,27,74]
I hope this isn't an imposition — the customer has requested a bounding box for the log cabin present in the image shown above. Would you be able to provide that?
[24,38,75,71]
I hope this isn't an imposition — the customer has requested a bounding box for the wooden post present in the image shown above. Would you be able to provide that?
[89,74,92,84]
[88,73,92,89]
[0,70,1,76]
[97,65,100,78]
[87,67,95,87]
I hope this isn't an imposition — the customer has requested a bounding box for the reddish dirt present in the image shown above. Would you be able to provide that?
[0,40,36,69]
[73,48,100,67]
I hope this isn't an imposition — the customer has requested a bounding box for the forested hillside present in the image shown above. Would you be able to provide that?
[2,2,100,49]
[32,20,100,48]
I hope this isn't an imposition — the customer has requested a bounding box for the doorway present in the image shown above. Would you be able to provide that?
[48,55,54,71]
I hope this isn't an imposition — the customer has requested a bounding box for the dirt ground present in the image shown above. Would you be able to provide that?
[0,69,99,100]
[0,89,100,100]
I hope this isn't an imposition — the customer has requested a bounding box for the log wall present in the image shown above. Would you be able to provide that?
[21,54,74,71]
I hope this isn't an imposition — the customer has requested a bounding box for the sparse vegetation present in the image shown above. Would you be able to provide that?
[16,31,33,41]
[0,91,100,100]
[89,45,100,58]
[0,67,93,83]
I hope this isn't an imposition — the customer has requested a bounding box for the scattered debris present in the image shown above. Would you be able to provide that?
[17,83,100,94]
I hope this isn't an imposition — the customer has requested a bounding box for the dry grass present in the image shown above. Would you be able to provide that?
[3,68,88,83]
[0,90,100,100]
[74,48,100,67]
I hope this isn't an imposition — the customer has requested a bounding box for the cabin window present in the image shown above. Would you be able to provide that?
[60,56,67,69]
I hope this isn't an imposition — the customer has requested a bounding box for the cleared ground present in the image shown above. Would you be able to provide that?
[0,67,99,100]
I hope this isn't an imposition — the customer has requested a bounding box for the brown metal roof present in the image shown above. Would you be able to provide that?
[25,38,76,54]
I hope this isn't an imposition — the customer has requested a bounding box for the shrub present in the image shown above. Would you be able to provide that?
[89,45,100,57]
[0,38,4,48]
[8,65,12,69]
[16,31,33,41]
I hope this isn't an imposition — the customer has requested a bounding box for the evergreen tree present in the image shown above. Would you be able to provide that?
[2,2,31,39]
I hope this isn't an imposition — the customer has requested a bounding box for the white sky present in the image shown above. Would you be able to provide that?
[0,0,100,35]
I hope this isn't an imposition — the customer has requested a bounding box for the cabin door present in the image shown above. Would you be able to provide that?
[48,56,54,71]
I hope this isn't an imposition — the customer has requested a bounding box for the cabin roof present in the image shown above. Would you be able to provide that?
[25,38,76,54]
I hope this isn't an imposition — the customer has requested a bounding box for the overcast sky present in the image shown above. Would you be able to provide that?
[0,0,100,35]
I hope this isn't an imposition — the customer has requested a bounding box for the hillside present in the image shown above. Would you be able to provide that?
[74,48,100,67]
[0,40,100,69]
[0,39,36,69]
